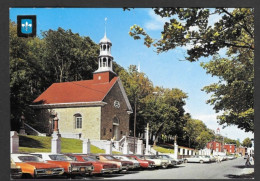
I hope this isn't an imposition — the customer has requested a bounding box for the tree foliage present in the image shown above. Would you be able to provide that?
[10,21,103,131]
[242,137,252,148]
[129,8,254,132]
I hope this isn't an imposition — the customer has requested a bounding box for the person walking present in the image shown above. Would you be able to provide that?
[245,154,251,166]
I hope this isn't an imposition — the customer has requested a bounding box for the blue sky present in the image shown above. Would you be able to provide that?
[9,8,254,143]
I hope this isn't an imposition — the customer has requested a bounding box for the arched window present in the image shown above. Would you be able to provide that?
[113,117,120,125]
[103,45,106,51]
[74,113,82,129]
[107,45,110,51]
[108,58,111,67]
[103,58,106,67]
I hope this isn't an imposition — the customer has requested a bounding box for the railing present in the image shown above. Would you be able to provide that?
[24,123,46,136]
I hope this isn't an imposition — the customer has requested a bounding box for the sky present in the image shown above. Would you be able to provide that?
[9,8,254,143]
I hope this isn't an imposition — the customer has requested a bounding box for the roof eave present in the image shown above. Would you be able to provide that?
[30,101,107,109]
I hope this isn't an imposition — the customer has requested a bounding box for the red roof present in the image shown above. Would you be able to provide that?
[33,77,118,104]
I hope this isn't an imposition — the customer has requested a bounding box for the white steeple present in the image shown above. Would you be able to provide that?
[95,18,114,73]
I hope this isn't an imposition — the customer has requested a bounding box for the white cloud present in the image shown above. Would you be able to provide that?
[144,9,170,31]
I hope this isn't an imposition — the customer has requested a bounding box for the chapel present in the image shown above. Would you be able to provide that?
[32,32,133,141]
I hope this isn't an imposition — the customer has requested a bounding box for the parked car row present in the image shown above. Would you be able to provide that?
[183,154,237,164]
[11,153,182,179]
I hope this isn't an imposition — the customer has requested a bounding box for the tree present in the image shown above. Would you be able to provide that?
[10,21,45,131]
[119,65,153,137]
[41,28,100,83]
[242,137,252,148]
[129,8,254,132]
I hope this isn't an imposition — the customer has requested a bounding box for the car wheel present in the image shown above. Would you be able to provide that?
[200,160,204,164]
[162,163,168,169]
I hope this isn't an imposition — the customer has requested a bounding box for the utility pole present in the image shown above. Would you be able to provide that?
[133,97,137,154]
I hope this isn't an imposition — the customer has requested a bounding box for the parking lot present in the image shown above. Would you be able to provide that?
[51,157,253,179]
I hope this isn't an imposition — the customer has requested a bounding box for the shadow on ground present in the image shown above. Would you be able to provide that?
[233,165,254,169]
[19,135,44,148]
[224,172,254,179]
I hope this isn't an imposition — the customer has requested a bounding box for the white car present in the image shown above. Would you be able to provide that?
[113,155,140,169]
[157,155,177,167]
[184,155,210,164]
[144,155,169,168]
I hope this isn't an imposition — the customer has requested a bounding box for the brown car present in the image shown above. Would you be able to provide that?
[31,153,93,178]
[65,154,119,174]
[11,153,64,178]
[91,154,133,172]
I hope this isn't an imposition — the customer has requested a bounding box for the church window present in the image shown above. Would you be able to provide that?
[113,117,120,125]
[74,114,82,129]
[107,45,110,51]
[103,45,106,51]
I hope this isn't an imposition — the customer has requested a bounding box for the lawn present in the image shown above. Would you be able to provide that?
[19,135,119,154]
[152,145,175,153]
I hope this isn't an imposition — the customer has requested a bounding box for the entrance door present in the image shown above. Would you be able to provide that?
[113,125,119,141]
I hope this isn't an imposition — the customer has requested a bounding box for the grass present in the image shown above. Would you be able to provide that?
[153,145,175,153]
[19,135,118,154]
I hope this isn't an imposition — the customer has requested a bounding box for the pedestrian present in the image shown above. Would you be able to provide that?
[217,155,220,163]
[249,154,254,165]
[111,136,115,148]
[245,154,250,166]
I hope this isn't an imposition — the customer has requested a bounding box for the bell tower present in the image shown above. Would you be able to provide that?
[93,18,116,83]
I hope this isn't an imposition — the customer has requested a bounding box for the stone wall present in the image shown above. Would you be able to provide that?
[47,107,101,140]
[101,82,130,141]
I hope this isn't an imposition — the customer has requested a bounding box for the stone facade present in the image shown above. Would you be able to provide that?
[101,82,130,141]
[36,106,102,140]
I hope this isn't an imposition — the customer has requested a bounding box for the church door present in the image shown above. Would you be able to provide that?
[112,125,119,141]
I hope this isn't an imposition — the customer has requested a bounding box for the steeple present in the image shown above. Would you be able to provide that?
[93,18,116,82]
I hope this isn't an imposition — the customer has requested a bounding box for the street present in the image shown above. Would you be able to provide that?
[53,157,253,180]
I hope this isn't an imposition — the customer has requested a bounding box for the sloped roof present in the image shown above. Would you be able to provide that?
[33,77,118,105]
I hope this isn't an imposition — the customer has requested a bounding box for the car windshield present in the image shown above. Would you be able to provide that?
[103,156,116,160]
[18,156,41,162]
[83,156,97,162]
[161,155,169,159]
[66,155,77,161]
[127,156,137,161]
[136,156,145,160]
[146,155,157,159]
[49,155,72,161]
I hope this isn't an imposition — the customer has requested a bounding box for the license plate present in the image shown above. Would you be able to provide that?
[80,167,85,172]
[46,170,52,174]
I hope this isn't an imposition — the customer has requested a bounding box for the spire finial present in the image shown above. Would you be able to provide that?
[104,17,107,38]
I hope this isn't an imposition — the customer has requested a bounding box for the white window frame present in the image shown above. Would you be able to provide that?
[74,114,82,129]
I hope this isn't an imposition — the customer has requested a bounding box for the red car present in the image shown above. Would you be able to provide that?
[65,154,119,174]
[126,155,155,169]
[92,154,134,172]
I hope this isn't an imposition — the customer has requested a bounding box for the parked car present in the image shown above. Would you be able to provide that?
[201,155,215,162]
[184,155,211,163]
[157,155,177,167]
[11,153,64,178]
[10,158,22,179]
[65,154,119,174]
[144,155,169,168]
[226,155,236,160]
[208,155,216,162]
[91,154,133,172]
[30,153,93,178]
[113,155,140,169]
[126,155,155,169]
